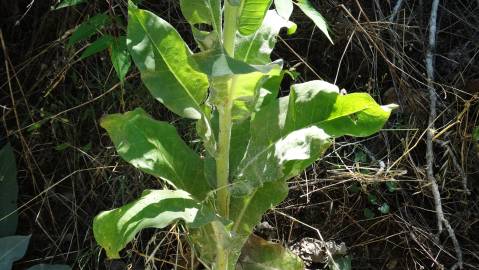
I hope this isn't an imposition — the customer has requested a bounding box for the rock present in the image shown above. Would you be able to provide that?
[289,238,347,268]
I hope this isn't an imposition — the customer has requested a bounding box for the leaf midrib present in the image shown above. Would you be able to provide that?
[131,9,202,110]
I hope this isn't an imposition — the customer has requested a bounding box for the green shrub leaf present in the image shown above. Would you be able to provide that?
[0,144,18,237]
[378,203,390,214]
[101,108,211,200]
[192,50,281,77]
[67,14,109,46]
[473,126,479,141]
[236,10,296,65]
[231,180,288,238]
[233,81,393,195]
[238,0,273,36]
[179,0,221,33]
[296,0,333,44]
[0,235,31,270]
[79,35,113,60]
[93,189,216,259]
[237,234,304,270]
[179,0,222,50]
[127,5,209,119]
[52,0,86,10]
[110,36,131,82]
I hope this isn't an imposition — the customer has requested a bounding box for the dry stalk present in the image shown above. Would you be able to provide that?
[389,0,405,23]
[424,1,463,269]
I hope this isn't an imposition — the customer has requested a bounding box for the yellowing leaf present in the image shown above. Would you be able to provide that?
[237,234,304,270]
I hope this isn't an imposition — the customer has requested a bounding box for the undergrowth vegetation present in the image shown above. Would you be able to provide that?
[1,0,479,269]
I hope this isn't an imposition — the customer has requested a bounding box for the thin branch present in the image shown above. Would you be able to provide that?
[389,0,405,23]
[424,1,463,269]
[425,0,442,236]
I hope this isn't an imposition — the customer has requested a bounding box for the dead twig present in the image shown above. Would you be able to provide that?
[389,0,405,23]
[424,1,463,269]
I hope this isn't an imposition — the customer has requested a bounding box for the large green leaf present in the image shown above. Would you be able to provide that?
[232,81,393,195]
[202,175,285,269]
[254,72,285,110]
[179,0,221,33]
[127,4,209,119]
[237,234,304,270]
[192,50,281,77]
[192,49,283,121]
[94,189,215,259]
[26,265,71,270]
[101,108,211,200]
[230,180,288,237]
[238,0,273,36]
[296,0,333,43]
[0,235,31,270]
[179,0,222,50]
[236,10,296,65]
[228,10,293,120]
[0,144,18,237]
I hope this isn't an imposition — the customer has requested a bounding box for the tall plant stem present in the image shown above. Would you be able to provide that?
[214,2,239,269]
[216,1,239,220]
[223,1,239,56]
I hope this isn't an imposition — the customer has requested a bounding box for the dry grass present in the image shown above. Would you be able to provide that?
[1,0,478,269]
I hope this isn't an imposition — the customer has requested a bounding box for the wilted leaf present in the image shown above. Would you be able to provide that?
[101,108,211,200]
[0,144,18,237]
[94,189,216,258]
[237,234,304,270]
[0,235,31,270]
[127,4,209,119]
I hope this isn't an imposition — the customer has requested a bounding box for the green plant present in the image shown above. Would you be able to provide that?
[92,1,394,269]
[54,0,132,83]
[0,144,71,270]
